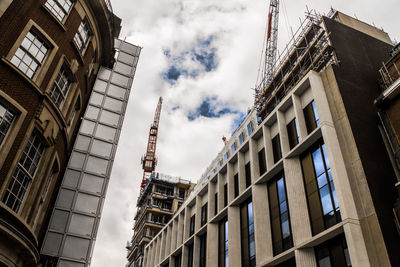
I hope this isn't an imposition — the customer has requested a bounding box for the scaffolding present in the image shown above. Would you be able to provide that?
[380,43,400,90]
[255,8,338,119]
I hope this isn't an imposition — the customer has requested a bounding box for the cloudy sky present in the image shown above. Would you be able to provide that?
[91,0,400,266]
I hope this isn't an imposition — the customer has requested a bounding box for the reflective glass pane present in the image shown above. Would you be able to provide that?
[74,193,99,214]
[95,124,116,142]
[312,148,324,177]
[99,110,120,126]
[93,80,107,93]
[118,51,134,65]
[62,235,90,260]
[69,152,86,169]
[330,182,339,209]
[322,144,330,170]
[320,186,334,215]
[56,189,75,209]
[97,68,111,80]
[63,169,80,188]
[80,120,95,135]
[111,72,129,87]
[85,156,108,175]
[318,257,331,267]
[49,209,69,231]
[74,135,91,151]
[317,173,328,188]
[114,62,132,76]
[80,173,104,194]
[68,213,95,237]
[90,139,113,158]
[120,42,139,55]
[85,106,100,120]
[104,97,123,113]
[42,232,63,255]
[107,84,126,99]
[90,92,104,106]
[277,178,286,202]
[59,260,85,267]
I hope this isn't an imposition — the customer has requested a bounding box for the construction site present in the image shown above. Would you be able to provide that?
[127,1,400,267]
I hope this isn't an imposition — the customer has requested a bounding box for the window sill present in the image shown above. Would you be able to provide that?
[41,5,68,32]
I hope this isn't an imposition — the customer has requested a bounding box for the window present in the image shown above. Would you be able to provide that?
[315,234,351,267]
[201,203,208,226]
[258,148,266,176]
[304,100,320,134]
[224,152,229,162]
[245,162,251,188]
[268,173,293,255]
[301,141,340,235]
[215,192,218,215]
[44,0,73,22]
[2,130,45,212]
[219,218,228,267]
[74,19,91,51]
[199,233,207,267]
[239,132,245,145]
[275,257,296,267]
[189,215,195,236]
[231,142,236,154]
[0,104,15,145]
[174,253,181,267]
[241,200,255,267]
[224,184,228,207]
[178,188,185,199]
[49,65,71,107]
[187,243,194,267]
[247,122,253,136]
[11,30,49,78]
[287,118,299,149]
[218,160,222,169]
[272,134,282,163]
[234,173,239,198]
[41,163,58,202]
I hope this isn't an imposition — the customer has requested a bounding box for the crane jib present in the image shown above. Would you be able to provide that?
[268,12,272,40]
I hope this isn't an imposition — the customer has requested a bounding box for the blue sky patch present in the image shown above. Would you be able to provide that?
[231,112,247,133]
[188,96,241,121]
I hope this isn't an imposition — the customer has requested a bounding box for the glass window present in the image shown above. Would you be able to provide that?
[2,130,45,212]
[241,200,255,267]
[42,232,63,255]
[93,79,107,93]
[62,235,90,260]
[99,110,119,126]
[104,97,123,113]
[189,215,195,236]
[245,162,251,188]
[120,42,139,55]
[69,151,86,169]
[85,156,108,175]
[97,68,111,80]
[199,233,207,267]
[304,100,320,134]
[55,188,75,209]
[95,124,116,142]
[118,51,135,65]
[85,105,100,120]
[272,134,282,163]
[68,213,95,236]
[219,219,228,267]
[201,203,208,226]
[89,92,104,106]
[287,118,300,149]
[258,148,266,176]
[10,30,49,78]
[114,62,132,76]
[74,135,91,151]
[107,84,126,99]
[49,209,69,231]
[247,122,253,136]
[73,19,91,51]
[187,243,194,267]
[90,139,113,158]
[239,132,244,145]
[44,0,73,22]
[49,65,71,107]
[0,103,15,145]
[315,234,351,267]
[79,173,104,194]
[74,193,99,214]
[231,142,236,154]
[234,173,239,198]
[111,72,129,87]
[223,152,228,162]
[62,169,80,188]
[80,120,95,135]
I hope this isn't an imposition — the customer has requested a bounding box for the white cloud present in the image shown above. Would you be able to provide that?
[91,0,400,266]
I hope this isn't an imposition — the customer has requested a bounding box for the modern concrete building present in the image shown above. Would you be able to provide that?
[141,10,400,267]
[0,1,140,266]
[127,172,195,267]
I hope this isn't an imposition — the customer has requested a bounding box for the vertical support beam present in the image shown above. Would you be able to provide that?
[295,248,317,267]
[263,125,274,170]
[208,181,216,218]
[277,110,290,156]
[193,236,200,267]
[228,206,242,267]
[249,137,260,183]
[183,206,190,241]
[160,230,166,261]
[218,173,224,211]
[227,161,234,203]
[252,183,273,265]
[195,196,201,233]
[283,158,312,245]
[171,219,178,252]
[238,152,246,193]
[292,94,308,141]
[207,223,218,266]
[165,225,172,258]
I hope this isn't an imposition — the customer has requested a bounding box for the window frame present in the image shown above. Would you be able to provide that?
[43,0,74,24]
[73,18,92,54]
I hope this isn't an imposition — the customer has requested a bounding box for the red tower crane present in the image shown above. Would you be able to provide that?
[140,97,163,193]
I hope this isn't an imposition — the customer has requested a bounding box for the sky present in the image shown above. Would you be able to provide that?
[91,0,400,266]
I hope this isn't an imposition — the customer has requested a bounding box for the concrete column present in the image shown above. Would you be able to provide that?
[143,247,148,267]
[228,206,242,267]
[193,236,200,267]
[252,183,273,265]
[227,161,234,203]
[218,173,224,211]
[177,213,184,246]
[171,219,177,252]
[292,94,308,141]
[249,137,259,183]
[168,255,175,267]
[183,206,190,241]
[195,196,202,232]
[208,181,216,218]
[182,244,188,267]
[165,225,172,257]
[295,248,317,267]
[277,110,290,156]
[154,239,160,266]
[283,158,312,245]
[160,231,166,261]
[263,125,274,170]
[238,152,246,193]
[206,222,218,266]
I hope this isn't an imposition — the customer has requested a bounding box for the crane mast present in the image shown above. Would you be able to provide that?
[140,97,163,192]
